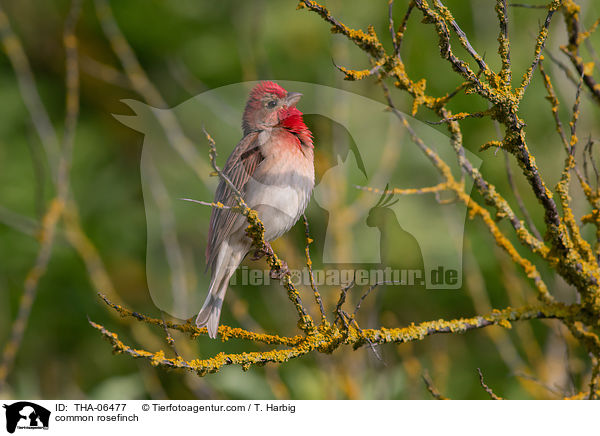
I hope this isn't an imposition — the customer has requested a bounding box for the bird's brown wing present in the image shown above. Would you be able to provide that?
[206,132,263,269]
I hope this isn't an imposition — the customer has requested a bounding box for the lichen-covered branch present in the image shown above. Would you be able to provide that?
[561,1,600,104]
[294,0,600,398]
[91,294,576,377]
[97,293,304,347]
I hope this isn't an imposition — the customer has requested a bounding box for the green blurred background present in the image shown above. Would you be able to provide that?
[0,0,599,399]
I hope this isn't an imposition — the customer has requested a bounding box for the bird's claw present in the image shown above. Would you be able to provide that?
[251,242,288,279]
[270,260,289,280]
[251,242,274,260]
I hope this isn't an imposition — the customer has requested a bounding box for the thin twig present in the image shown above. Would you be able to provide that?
[146,162,189,316]
[425,109,493,125]
[93,0,211,182]
[503,151,543,240]
[303,215,327,324]
[509,3,547,8]
[80,55,130,88]
[496,0,512,86]
[0,0,82,389]
[160,312,180,359]
[352,281,402,318]
[477,368,504,399]
[423,370,449,400]
[589,354,600,400]
[395,2,414,56]
[434,0,490,74]
[515,3,560,97]
[388,0,398,55]
[180,198,231,209]
[335,277,356,328]
[0,3,61,180]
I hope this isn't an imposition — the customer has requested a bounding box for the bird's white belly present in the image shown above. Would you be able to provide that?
[245,174,311,241]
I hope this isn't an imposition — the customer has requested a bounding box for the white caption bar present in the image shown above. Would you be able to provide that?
[0,400,593,435]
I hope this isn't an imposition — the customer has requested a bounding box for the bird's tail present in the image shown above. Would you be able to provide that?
[195,281,226,339]
[196,241,247,338]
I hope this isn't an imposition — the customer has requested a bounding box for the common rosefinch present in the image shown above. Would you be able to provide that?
[197,81,314,338]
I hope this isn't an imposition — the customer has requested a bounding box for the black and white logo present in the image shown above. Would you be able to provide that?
[2,402,50,433]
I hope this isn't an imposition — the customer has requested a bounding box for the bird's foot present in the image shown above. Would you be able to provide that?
[251,242,275,261]
[270,260,289,280]
[251,242,288,278]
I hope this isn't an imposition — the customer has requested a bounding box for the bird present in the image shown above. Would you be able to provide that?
[197,81,315,338]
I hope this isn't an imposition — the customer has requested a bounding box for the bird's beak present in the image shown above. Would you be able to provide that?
[285,92,302,108]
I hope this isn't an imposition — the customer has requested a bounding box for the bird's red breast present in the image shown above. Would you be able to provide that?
[278,106,313,149]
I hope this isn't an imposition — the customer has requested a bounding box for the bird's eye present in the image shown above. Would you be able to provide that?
[266,100,277,109]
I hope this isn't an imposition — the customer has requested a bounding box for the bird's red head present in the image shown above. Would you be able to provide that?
[248,81,287,101]
[242,81,311,146]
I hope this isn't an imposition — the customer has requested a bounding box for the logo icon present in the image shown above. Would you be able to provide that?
[2,402,50,434]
